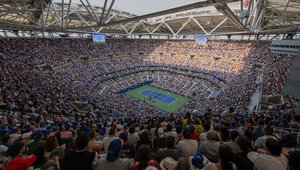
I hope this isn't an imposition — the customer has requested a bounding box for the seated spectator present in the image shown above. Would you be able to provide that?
[189,153,209,170]
[202,145,237,170]
[153,128,166,152]
[247,138,288,170]
[10,128,21,143]
[61,127,72,139]
[178,127,198,158]
[103,127,117,152]
[4,154,37,170]
[200,122,211,142]
[3,141,25,167]
[45,136,65,166]
[127,126,139,146]
[229,121,244,135]
[165,124,177,138]
[224,131,239,153]
[159,157,177,170]
[62,133,97,170]
[156,136,180,162]
[131,144,162,170]
[174,157,190,170]
[199,130,220,163]
[89,130,103,152]
[233,135,254,170]
[96,139,131,170]
[25,131,45,155]
[254,126,277,149]
[136,131,152,151]
[119,132,136,158]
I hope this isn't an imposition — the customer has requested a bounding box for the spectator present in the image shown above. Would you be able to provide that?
[153,128,166,152]
[248,138,288,170]
[96,139,131,170]
[103,127,117,152]
[127,126,139,146]
[62,133,97,170]
[178,127,198,158]
[200,122,211,142]
[233,135,254,170]
[131,145,162,170]
[254,126,277,149]
[175,157,190,170]
[199,131,220,163]
[119,132,136,158]
[136,131,152,151]
[223,131,239,153]
[202,145,237,170]
[156,136,180,162]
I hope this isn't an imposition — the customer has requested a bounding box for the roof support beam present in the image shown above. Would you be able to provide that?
[175,17,192,35]
[208,18,228,35]
[192,17,208,35]
[74,0,240,29]
[211,1,246,30]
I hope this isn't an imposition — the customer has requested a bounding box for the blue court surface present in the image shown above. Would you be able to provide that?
[140,89,177,105]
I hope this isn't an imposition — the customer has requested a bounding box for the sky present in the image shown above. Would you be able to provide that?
[54,0,200,15]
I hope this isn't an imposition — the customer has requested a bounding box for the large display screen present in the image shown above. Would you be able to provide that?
[195,36,207,44]
[92,34,105,43]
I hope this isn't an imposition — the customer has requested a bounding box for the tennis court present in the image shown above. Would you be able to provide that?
[140,89,176,105]
[125,85,190,113]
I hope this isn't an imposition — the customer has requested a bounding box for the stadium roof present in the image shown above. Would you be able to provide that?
[0,0,299,37]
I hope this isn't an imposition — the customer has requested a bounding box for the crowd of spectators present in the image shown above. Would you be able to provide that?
[0,38,299,170]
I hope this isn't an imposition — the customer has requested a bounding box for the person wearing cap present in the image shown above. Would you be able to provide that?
[153,128,166,152]
[247,138,288,170]
[25,130,45,155]
[189,153,209,170]
[95,138,131,170]
[229,121,244,135]
[62,133,97,170]
[4,154,37,170]
[254,126,277,149]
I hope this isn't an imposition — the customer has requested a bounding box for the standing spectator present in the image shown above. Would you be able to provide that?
[62,133,97,170]
[190,126,200,142]
[178,127,198,158]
